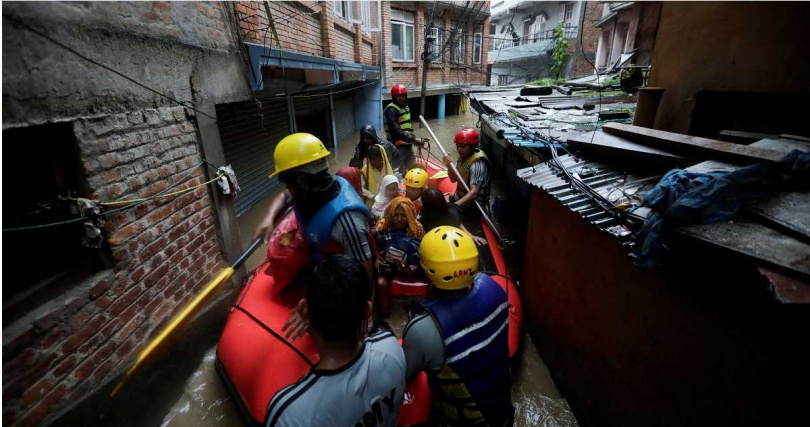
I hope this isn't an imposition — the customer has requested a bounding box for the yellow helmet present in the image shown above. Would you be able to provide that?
[270,133,331,177]
[420,226,479,290]
[404,168,429,189]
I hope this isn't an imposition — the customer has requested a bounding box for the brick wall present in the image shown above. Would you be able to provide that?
[2,106,224,427]
[239,1,324,57]
[237,1,377,66]
[362,40,373,65]
[570,0,601,77]
[383,2,490,90]
[334,25,355,62]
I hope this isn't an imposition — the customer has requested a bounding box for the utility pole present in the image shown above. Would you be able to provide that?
[419,4,438,128]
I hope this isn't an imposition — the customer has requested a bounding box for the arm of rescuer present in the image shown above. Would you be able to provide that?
[384,106,416,144]
[254,190,293,243]
[402,312,445,380]
[441,154,482,208]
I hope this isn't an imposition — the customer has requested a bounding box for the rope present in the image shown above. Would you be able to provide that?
[99,173,223,206]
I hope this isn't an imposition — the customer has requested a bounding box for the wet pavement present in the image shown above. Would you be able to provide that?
[59,112,577,427]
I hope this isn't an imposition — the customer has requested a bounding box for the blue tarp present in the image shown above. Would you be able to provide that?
[632,149,810,268]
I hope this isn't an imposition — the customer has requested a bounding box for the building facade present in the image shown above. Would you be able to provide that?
[593,1,662,71]
[488,0,600,85]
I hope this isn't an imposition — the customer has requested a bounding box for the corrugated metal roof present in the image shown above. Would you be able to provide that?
[516,154,652,243]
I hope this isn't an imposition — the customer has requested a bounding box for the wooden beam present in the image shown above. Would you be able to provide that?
[602,123,787,164]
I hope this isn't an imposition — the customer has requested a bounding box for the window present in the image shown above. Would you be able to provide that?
[561,2,574,23]
[450,21,465,64]
[333,1,353,21]
[473,26,483,64]
[360,0,381,33]
[3,123,111,324]
[530,15,547,42]
[391,9,415,61]
[498,75,508,86]
[428,27,443,63]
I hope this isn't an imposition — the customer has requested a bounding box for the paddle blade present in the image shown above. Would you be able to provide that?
[429,171,448,179]
[111,266,236,397]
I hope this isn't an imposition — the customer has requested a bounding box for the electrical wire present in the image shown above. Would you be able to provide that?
[1,13,218,121]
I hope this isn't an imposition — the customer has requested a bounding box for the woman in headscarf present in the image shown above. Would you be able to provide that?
[361,145,396,208]
[372,196,425,318]
[370,174,402,220]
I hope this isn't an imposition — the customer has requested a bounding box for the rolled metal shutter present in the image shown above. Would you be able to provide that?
[334,93,356,143]
[216,98,290,217]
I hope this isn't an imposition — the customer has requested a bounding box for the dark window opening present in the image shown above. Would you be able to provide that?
[2,123,112,324]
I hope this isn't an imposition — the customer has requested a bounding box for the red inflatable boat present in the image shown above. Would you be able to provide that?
[216,157,522,426]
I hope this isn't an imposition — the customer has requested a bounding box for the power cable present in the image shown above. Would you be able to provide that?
[1,13,218,121]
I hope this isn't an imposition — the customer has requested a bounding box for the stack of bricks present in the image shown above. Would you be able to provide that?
[2,106,224,426]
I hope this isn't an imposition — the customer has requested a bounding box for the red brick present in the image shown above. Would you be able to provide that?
[52,354,78,378]
[89,278,111,299]
[94,295,113,310]
[61,313,107,355]
[25,384,69,426]
[109,285,143,316]
[108,220,145,246]
[131,266,146,283]
[144,263,170,288]
[151,1,171,12]
[21,378,54,408]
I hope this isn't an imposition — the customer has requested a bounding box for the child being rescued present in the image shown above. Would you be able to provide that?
[372,197,425,318]
[370,175,402,221]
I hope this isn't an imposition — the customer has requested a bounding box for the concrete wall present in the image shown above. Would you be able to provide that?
[648,2,810,133]
[522,189,807,426]
[2,2,252,425]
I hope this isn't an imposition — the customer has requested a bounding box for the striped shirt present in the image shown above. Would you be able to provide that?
[265,326,406,427]
[332,211,372,262]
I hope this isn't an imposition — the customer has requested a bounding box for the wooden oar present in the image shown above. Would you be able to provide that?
[111,237,263,397]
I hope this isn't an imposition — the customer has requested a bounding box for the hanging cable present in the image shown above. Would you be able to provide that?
[2,13,218,121]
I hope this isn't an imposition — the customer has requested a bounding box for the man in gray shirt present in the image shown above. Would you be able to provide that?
[268,256,406,427]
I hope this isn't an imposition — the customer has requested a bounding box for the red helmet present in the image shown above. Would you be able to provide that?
[454,128,479,145]
[391,84,408,96]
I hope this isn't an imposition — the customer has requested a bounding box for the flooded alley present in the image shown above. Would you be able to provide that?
[6,1,807,426]
[58,113,578,427]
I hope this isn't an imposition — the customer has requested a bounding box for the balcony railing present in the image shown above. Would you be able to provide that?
[490,25,578,51]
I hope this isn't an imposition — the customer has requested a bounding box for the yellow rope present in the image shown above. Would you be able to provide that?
[100,173,224,206]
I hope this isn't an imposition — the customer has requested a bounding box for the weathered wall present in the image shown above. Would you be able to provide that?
[522,189,807,426]
[334,25,356,62]
[1,2,251,425]
[648,2,810,133]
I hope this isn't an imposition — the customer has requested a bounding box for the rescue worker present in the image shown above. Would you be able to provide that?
[402,226,514,426]
[385,84,427,170]
[442,128,491,230]
[254,133,374,291]
[350,124,403,174]
[403,167,429,212]
[269,256,406,427]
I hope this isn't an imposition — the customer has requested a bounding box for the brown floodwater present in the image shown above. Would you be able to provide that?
[59,113,577,427]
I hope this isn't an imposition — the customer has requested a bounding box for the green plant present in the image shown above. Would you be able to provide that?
[550,22,568,81]
[527,77,561,86]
